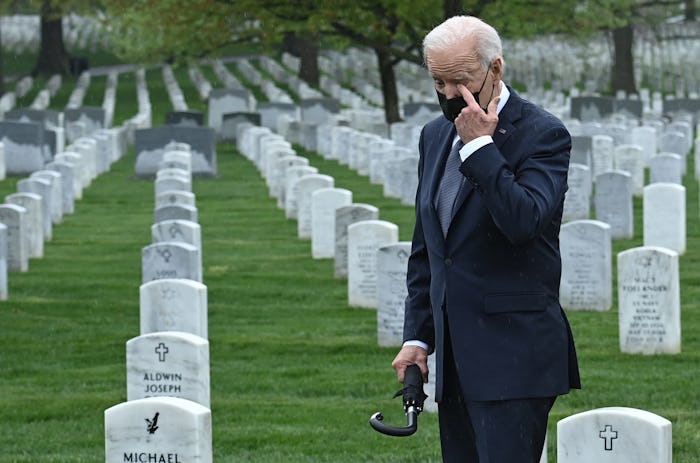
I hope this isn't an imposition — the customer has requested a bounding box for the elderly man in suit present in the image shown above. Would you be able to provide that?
[391,15,581,463]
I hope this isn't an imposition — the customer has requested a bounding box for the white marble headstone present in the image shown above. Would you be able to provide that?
[17,177,53,240]
[630,125,657,164]
[295,174,334,240]
[155,190,196,209]
[399,157,419,206]
[376,242,411,346]
[104,396,212,463]
[126,331,210,407]
[142,242,202,283]
[0,204,28,272]
[269,155,307,200]
[559,220,612,311]
[31,170,64,224]
[140,278,208,338]
[347,220,399,308]
[334,204,379,279]
[617,246,680,355]
[563,163,592,222]
[643,183,685,254]
[591,134,614,181]
[5,192,43,258]
[154,204,198,224]
[152,220,201,249]
[557,407,672,463]
[311,187,352,259]
[284,166,318,218]
[46,160,76,214]
[648,152,682,185]
[613,144,645,196]
[155,176,191,198]
[594,170,633,239]
[0,224,7,300]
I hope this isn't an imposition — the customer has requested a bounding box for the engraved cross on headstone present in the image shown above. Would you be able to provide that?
[599,424,618,451]
[155,342,169,362]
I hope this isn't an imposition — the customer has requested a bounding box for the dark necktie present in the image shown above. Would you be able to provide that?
[437,140,465,236]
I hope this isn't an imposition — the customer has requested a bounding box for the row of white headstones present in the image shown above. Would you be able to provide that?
[104,145,215,462]
[233,103,680,461]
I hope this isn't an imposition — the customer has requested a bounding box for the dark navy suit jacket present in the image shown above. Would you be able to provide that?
[403,87,581,402]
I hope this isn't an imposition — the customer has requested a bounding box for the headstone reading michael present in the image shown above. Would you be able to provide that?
[347,220,399,308]
[104,396,212,463]
[617,246,681,355]
[557,407,672,463]
[140,278,208,338]
[126,331,210,407]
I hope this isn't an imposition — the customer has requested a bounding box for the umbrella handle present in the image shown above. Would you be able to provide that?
[369,364,425,437]
[369,409,418,436]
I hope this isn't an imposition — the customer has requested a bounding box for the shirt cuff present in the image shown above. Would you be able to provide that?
[460,135,494,161]
[403,340,430,351]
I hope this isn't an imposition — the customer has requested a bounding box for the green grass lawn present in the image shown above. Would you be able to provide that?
[0,57,698,462]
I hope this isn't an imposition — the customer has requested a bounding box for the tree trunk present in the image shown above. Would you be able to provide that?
[0,23,5,96]
[443,0,464,19]
[296,33,319,88]
[375,48,401,124]
[686,0,696,21]
[611,24,637,95]
[33,0,68,77]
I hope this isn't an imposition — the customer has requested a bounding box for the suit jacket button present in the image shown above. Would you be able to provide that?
[445,258,452,266]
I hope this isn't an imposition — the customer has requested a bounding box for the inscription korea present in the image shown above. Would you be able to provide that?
[621,256,668,346]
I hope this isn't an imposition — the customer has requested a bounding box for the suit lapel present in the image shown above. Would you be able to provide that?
[448,90,523,230]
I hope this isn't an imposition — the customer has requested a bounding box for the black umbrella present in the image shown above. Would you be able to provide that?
[369,364,427,437]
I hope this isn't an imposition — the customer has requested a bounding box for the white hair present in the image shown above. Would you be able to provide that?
[423,16,502,71]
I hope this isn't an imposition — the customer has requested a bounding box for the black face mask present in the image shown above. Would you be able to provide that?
[436,66,491,122]
[437,91,468,122]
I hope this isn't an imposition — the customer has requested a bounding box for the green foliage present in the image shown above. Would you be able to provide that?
[99,0,248,64]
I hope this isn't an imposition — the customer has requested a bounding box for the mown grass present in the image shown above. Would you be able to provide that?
[0,56,698,462]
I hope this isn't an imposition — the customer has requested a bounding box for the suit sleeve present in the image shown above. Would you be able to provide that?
[402,127,435,353]
[460,119,571,246]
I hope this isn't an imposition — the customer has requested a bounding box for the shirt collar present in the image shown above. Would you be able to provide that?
[496,81,509,115]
